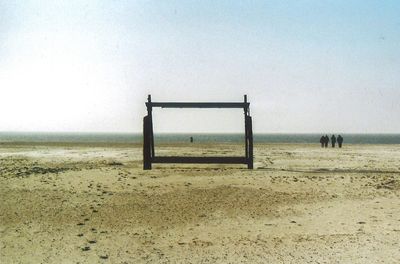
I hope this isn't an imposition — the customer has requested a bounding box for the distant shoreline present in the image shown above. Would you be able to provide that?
[0,132,400,145]
[1,142,399,149]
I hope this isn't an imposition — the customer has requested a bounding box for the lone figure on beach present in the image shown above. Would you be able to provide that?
[324,135,329,148]
[190,136,194,143]
[320,136,324,147]
[337,135,343,148]
[331,135,336,148]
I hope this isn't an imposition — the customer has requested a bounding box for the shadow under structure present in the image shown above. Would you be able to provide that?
[143,95,253,170]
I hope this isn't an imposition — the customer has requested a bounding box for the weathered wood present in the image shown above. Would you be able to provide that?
[146,95,155,158]
[143,115,152,170]
[146,102,250,109]
[244,95,249,160]
[153,156,247,164]
[149,115,155,158]
[142,95,254,170]
[246,116,253,169]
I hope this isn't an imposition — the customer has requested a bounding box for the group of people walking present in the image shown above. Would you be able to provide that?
[320,135,343,148]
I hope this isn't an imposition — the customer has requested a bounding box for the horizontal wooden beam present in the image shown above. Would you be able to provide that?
[152,156,248,164]
[146,102,249,109]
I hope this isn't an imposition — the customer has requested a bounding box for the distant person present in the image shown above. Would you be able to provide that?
[324,135,329,148]
[190,136,193,143]
[331,135,336,148]
[337,135,343,148]
[320,135,324,147]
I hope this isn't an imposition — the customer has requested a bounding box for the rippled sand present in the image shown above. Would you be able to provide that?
[1,142,399,263]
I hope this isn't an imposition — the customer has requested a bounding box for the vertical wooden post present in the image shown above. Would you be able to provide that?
[244,95,249,160]
[143,115,151,170]
[244,94,253,169]
[147,95,155,159]
[247,115,253,169]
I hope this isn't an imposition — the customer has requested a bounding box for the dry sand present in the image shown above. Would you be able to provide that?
[0,142,399,263]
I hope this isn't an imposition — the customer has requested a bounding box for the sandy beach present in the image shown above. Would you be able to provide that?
[0,142,399,263]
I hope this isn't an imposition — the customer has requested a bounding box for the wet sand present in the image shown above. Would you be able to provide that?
[0,142,399,263]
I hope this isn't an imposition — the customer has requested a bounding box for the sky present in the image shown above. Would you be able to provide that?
[1,0,399,133]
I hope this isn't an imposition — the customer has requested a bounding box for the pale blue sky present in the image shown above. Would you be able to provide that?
[1,0,399,133]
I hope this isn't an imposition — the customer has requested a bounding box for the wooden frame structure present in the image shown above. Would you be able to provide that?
[143,95,253,170]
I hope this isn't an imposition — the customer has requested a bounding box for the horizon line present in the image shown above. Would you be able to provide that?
[1,131,400,135]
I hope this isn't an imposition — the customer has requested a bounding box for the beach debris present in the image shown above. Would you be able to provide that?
[81,246,90,251]
[107,161,123,166]
[100,255,109,259]
[376,179,396,190]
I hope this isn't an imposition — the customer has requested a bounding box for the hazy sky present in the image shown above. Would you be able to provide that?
[1,0,399,133]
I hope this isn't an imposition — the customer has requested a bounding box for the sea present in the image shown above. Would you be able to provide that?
[0,132,400,144]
